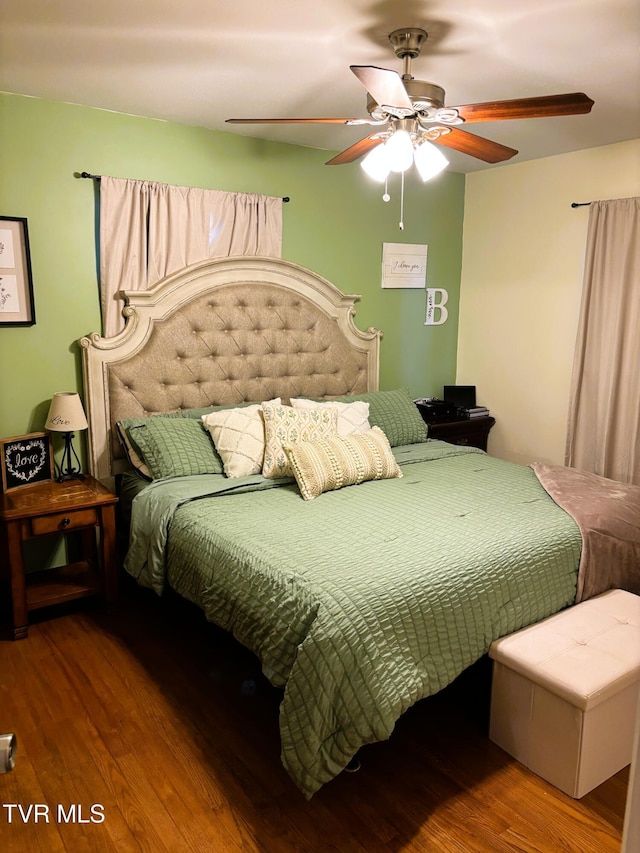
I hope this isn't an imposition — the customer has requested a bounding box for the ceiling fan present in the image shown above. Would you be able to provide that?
[226,27,594,170]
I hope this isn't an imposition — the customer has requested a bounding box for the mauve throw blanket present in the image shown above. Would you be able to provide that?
[531,462,640,602]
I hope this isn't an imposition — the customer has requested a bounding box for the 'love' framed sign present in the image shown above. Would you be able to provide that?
[0,432,54,492]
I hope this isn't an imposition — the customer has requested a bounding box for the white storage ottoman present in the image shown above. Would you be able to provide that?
[489,589,640,798]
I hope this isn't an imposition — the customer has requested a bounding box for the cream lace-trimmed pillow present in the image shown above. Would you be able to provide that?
[261,402,338,478]
[290,398,371,436]
[283,426,403,500]
[202,398,280,478]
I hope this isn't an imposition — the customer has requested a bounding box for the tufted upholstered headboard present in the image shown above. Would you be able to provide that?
[80,256,382,483]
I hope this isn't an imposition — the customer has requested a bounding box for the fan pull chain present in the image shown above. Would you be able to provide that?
[383,175,390,203]
[399,171,405,230]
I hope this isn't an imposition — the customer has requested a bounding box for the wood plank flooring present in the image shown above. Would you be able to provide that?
[0,581,629,852]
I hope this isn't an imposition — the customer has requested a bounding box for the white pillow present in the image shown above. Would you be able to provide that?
[202,398,280,478]
[290,398,370,436]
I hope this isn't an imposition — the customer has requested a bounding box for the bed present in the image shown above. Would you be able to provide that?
[80,256,640,799]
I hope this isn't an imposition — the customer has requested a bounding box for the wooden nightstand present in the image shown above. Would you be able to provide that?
[0,475,118,639]
[425,416,496,451]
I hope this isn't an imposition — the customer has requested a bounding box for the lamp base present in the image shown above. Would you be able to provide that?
[57,471,86,483]
[57,432,85,483]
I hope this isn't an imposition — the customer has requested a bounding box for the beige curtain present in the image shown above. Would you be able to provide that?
[99,177,283,337]
[565,197,640,484]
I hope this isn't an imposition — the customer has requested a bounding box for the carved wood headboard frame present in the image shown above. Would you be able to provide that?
[80,256,382,484]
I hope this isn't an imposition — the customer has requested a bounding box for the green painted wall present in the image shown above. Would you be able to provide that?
[0,93,465,453]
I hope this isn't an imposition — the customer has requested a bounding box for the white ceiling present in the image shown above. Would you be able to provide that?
[2,0,639,173]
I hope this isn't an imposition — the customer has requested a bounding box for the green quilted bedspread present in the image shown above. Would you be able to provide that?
[125,441,581,798]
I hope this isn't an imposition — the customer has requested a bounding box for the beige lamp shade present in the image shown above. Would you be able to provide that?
[45,392,88,433]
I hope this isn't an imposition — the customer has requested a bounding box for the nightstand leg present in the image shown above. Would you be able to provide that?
[6,522,28,640]
[100,504,118,604]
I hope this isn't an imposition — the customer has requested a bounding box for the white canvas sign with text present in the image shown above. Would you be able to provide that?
[381,242,428,289]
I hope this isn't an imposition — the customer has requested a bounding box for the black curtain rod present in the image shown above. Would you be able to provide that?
[571,201,592,208]
[77,172,290,202]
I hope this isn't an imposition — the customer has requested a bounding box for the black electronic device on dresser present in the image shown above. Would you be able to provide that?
[414,385,495,451]
[414,397,463,423]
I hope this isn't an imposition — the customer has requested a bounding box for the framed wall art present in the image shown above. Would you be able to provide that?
[381,242,428,289]
[0,216,35,326]
[0,432,54,492]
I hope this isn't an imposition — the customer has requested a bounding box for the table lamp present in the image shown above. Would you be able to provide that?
[45,392,89,482]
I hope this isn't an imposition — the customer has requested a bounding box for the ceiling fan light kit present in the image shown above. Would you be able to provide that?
[360,123,449,182]
[227,25,594,225]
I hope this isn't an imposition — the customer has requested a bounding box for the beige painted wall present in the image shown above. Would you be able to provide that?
[458,139,640,466]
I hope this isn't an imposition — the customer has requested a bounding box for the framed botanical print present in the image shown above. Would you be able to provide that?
[0,216,36,326]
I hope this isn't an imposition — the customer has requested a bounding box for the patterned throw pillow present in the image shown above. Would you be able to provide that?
[261,402,338,478]
[283,426,403,500]
[202,398,281,478]
[128,417,224,480]
[290,398,371,436]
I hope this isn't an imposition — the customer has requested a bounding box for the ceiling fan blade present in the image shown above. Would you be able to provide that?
[325,135,384,166]
[226,117,358,125]
[434,127,518,163]
[452,93,594,123]
[350,66,414,114]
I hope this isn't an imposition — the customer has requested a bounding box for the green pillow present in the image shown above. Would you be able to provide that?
[335,388,427,447]
[128,417,224,480]
[118,404,243,478]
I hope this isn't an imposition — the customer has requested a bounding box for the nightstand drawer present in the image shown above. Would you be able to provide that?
[30,508,98,536]
[425,416,496,452]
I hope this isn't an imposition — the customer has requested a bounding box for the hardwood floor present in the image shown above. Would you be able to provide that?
[0,581,629,852]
